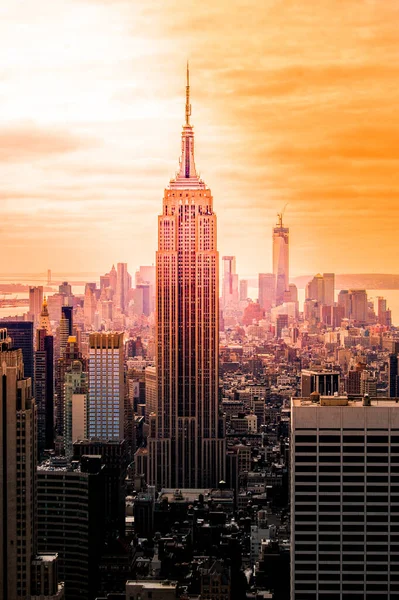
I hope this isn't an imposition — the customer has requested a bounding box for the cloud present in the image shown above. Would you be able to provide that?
[0,125,95,162]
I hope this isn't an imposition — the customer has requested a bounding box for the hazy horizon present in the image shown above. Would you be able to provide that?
[1,0,398,276]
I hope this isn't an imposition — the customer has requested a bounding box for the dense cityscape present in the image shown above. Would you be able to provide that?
[1,67,399,600]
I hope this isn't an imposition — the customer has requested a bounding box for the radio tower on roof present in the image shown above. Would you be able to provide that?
[146,66,226,489]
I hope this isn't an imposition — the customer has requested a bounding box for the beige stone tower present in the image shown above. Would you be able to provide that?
[147,65,225,489]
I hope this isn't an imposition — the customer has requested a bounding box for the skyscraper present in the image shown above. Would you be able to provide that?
[338,289,350,318]
[0,337,37,599]
[291,394,399,600]
[222,256,239,311]
[306,273,325,304]
[29,285,44,325]
[2,320,34,384]
[64,359,87,457]
[349,289,368,323]
[147,65,225,489]
[134,283,151,317]
[239,279,248,302]
[37,455,105,600]
[258,273,276,312]
[59,305,73,355]
[55,334,84,437]
[83,284,97,328]
[35,298,54,455]
[273,213,289,306]
[116,262,131,314]
[87,332,124,441]
[323,272,335,306]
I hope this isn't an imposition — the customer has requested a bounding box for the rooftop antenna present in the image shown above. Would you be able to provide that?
[185,60,191,126]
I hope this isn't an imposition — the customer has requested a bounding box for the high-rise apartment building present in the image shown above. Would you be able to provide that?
[0,340,37,599]
[29,285,44,325]
[2,320,34,383]
[291,394,399,600]
[273,213,289,306]
[87,332,124,441]
[258,273,276,312]
[147,66,225,489]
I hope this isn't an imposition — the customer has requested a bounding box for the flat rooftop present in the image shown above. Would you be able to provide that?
[158,488,233,503]
[126,580,176,589]
[293,396,399,408]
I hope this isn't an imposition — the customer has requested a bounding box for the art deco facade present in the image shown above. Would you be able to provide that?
[147,66,225,489]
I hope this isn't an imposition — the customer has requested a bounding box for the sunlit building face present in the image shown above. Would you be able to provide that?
[147,67,225,489]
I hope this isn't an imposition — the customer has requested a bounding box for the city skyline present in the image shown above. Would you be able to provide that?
[1,0,399,277]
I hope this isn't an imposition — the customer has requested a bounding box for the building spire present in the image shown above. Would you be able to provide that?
[169,63,206,190]
[38,296,52,336]
[185,60,191,126]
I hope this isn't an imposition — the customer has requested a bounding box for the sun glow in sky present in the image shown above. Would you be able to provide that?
[1,0,398,277]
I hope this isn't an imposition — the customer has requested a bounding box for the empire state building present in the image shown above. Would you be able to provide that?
[147,66,226,489]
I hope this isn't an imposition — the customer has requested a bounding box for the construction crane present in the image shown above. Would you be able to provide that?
[277,203,289,228]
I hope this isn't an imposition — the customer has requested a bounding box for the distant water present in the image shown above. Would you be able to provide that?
[0,277,88,320]
[1,276,399,326]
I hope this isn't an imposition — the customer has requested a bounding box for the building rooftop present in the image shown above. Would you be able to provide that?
[158,488,233,503]
[32,553,58,563]
[126,580,177,589]
[293,396,399,408]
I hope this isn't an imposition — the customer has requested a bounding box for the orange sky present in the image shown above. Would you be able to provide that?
[1,0,398,277]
